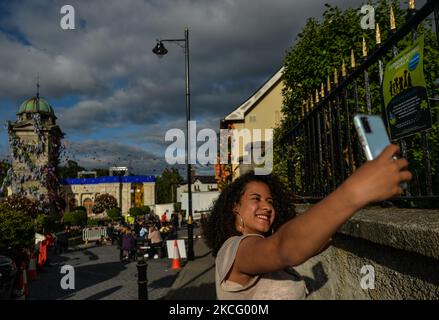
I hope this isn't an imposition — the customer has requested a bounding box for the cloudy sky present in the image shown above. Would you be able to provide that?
[0,0,372,176]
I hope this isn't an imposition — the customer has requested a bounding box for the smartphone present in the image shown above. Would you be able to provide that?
[353,114,390,161]
[354,114,407,190]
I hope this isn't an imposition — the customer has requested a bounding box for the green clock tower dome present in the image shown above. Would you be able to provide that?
[17,96,55,117]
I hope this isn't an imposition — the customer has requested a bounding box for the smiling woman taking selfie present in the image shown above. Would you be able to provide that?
[203,144,412,300]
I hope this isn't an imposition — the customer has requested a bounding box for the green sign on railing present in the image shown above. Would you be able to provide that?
[383,36,432,140]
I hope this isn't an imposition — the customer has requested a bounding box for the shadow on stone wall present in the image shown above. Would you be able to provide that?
[333,233,439,287]
[302,261,328,295]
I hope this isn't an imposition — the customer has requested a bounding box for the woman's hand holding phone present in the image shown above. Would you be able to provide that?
[339,144,412,209]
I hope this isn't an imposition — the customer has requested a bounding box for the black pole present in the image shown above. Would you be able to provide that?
[137,258,148,300]
[185,28,195,261]
[334,94,345,183]
[152,29,195,260]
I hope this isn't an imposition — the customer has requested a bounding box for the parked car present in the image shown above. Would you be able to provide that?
[0,255,17,300]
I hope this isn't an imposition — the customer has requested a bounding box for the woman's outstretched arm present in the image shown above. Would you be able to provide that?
[234,144,412,276]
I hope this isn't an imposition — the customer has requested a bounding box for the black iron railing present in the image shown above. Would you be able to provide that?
[282,0,439,203]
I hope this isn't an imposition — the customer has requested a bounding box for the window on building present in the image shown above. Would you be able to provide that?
[83,198,93,216]
[131,183,144,207]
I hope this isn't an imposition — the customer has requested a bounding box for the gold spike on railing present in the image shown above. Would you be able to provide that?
[351,49,355,69]
[334,68,338,85]
[327,75,331,92]
[408,0,415,10]
[309,95,313,111]
[342,59,346,78]
[315,89,319,104]
[362,37,368,57]
[376,23,381,45]
[321,83,325,98]
[390,6,396,31]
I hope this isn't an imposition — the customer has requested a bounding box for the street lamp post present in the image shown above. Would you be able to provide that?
[152,28,195,261]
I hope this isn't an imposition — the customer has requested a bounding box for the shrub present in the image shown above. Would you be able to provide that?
[73,206,87,213]
[86,218,99,226]
[129,207,144,217]
[62,212,76,225]
[62,210,87,226]
[86,218,110,226]
[73,210,88,226]
[0,209,35,253]
[107,207,122,220]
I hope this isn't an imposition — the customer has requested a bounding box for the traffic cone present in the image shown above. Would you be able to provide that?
[28,252,38,281]
[171,240,181,270]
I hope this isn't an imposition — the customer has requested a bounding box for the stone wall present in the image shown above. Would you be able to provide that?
[294,205,439,299]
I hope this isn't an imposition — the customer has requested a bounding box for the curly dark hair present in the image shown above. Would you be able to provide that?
[203,170,296,256]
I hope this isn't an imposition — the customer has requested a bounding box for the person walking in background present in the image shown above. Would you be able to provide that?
[121,227,136,262]
[148,224,162,259]
[178,211,183,228]
[134,218,141,236]
[203,145,412,300]
[139,223,148,239]
[171,212,179,232]
[161,210,168,224]
[117,226,124,261]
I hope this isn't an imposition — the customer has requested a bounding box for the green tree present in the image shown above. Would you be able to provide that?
[35,213,59,233]
[277,1,439,196]
[156,168,183,204]
[94,168,110,177]
[0,194,40,218]
[58,160,85,179]
[0,209,35,254]
[92,193,118,213]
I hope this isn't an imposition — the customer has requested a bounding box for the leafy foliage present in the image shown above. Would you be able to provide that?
[35,213,59,233]
[58,160,85,179]
[0,161,11,197]
[92,193,118,213]
[107,207,122,219]
[0,194,40,218]
[129,206,150,217]
[156,168,183,204]
[62,210,88,226]
[73,206,87,213]
[277,1,439,199]
[0,209,35,253]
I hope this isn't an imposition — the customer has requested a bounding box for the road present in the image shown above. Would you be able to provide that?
[27,241,183,300]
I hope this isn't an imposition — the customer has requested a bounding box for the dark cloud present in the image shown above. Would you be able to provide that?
[61,140,173,175]
[1,0,369,174]
[1,0,364,121]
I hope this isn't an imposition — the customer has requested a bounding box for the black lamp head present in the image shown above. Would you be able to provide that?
[152,41,168,56]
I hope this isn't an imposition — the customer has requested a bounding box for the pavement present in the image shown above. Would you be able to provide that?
[165,237,216,300]
[27,242,180,300]
[27,226,216,300]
